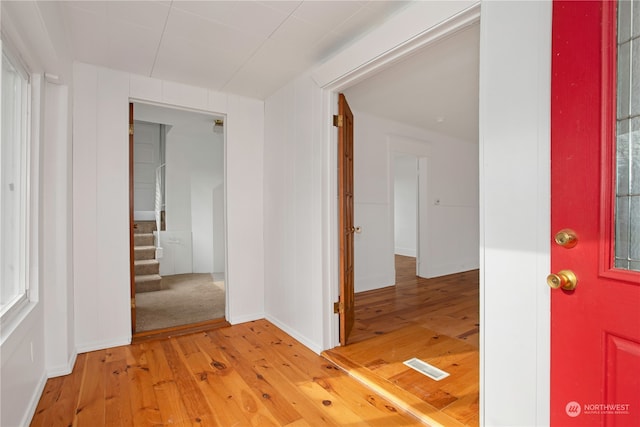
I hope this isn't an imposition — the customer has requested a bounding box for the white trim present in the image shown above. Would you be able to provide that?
[355,273,395,293]
[394,248,417,257]
[266,315,323,355]
[0,301,35,345]
[18,371,47,427]
[227,312,264,326]
[46,350,78,378]
[313,3,481,91]
[76,337,131,355]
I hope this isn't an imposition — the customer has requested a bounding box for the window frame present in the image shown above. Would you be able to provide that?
[0,36,34,329]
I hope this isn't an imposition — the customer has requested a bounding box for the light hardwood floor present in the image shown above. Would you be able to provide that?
[323,255,479,426]
[30,320,424,426]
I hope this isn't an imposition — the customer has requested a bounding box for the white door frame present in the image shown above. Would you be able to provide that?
[316,2,552,425]
[318,0,481,355]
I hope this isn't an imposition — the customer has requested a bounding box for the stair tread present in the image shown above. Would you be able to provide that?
[135,274,162,282]
[134,259,159,265]
[134,245,156,250]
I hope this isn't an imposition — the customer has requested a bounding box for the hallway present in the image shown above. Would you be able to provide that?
[323,255,479,426]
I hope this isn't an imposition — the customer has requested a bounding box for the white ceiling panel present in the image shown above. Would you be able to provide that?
[152,36,242,90]
[106,20,163,77]
[267,14,328,50]
[51,0,478,140]
[222,38,316,98]
[63,4,110,68]
[60,0,108,16]
[171,1,289,39]
[104,1,171,32]
[291,1,363,30]
[161,8,264,58]
[333,3,402,39]
[257,0,303,15]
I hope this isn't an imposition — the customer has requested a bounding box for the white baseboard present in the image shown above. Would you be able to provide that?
[421,259,479,278]
[227,312,264,325]
[265,315,323,355]
[355,273,396,293]
[47,350,78,378]
[20,371,48,427]
[75,336,131,354]
[395,247,417,257]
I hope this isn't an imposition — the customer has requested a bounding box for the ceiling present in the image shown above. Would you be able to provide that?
[53,1,478,141]
[59,0,410,99]
[344,23,479,142]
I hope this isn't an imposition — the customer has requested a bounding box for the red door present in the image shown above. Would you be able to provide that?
[551,1,640,425]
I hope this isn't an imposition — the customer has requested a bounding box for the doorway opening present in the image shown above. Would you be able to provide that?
[392,152,419,276]
[325,17,480,427]
[130,102,228,337]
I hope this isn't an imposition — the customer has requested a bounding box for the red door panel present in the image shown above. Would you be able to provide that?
[551,1,640,425]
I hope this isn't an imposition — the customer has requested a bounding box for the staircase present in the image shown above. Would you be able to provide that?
[133,221,162,292]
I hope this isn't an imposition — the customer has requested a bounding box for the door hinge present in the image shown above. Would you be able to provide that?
[131,298,136,309]
[129,123,134,135]
[333,114,343,128]
[333,301,344,314]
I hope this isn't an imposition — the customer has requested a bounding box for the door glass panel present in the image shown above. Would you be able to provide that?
[616,1,640,271]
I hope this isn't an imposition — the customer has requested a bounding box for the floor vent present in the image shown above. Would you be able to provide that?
[403,358,450,381]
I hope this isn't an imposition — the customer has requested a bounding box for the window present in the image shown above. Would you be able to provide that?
[0,42,31,319]
[615,0,640,272]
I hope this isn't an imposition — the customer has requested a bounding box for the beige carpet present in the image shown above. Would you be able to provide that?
[135,273,225,332]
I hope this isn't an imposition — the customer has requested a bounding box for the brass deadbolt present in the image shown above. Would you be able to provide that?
[554,229,578,248]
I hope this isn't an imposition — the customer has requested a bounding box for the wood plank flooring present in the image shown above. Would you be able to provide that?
[31,320,425,426]
[323,255,479,426]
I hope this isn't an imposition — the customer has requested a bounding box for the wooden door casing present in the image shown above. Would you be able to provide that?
[129,102,136,333]
[551,1,640,425]
[337,93,355,346]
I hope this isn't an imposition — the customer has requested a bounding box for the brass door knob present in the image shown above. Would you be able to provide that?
[547,270,578,290]
[554,229,577,248]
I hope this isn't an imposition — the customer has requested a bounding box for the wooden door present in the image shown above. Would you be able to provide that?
[129,102,136,333]
[337,93,355,346]
[551,1,640,425]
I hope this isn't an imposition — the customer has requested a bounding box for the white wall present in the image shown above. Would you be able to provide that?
[42,81,75,377]
[263,74,325,353]
[212,185,225,273]
[132,121,160,218]
[157,230,192,276]
[163,127,223,274]
[351,111,479,292]
[479,2,551,425]
[73,63,265,351]
[394,154,417,257]
[1,2,74,425]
